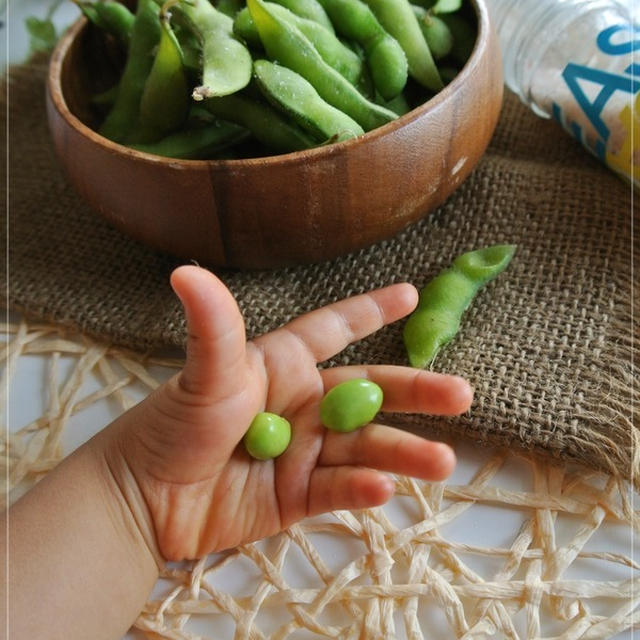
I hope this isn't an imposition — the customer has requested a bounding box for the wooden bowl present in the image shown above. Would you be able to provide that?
[46,0,502,269]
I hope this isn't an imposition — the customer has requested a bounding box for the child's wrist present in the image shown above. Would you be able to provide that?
[90,422,167,571]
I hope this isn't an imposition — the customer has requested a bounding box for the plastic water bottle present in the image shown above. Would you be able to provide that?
[484,0,639,188]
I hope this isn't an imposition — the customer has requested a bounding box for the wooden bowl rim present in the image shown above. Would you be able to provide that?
[48,0,492,169]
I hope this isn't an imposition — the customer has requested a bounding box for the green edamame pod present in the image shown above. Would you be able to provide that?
[233,8,265,48]
[74,1,135,43]
[247,0,397,131]
[403,245,517,368]
[441,12,476,66]
[216,0,246,18]
[128,121,249,159]
[99,0,162,143]
[254,60,364,142]
[364,0,443,91]
[235,5,363,84]
[172,22,203,76]
[378,90,410,115]
[91,83,119,109]
[271,0,335,32]
[204,92,317,153]
[430,0,462,13]
[172,0,252,99]
[314,0,408,100]
[412,5,453,60]
[135,13,190,142]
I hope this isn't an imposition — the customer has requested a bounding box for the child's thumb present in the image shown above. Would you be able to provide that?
[170,265,247,397]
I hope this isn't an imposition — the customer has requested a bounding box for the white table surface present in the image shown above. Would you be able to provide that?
[2,2,638,638]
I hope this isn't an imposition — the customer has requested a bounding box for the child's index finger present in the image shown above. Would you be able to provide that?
[276,283,419,364]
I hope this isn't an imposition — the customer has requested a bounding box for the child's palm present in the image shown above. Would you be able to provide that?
[116,267,472,561]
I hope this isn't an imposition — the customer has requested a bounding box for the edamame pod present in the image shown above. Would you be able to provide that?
[254,60,364,141]
[315,0,408,100]
[128,121,249,158]
[272,0,335,32]
[99,0,162,143]
[216,0,246,18]
[204,92,317,153]
[235,4,363,83]
[172,0,253,99]
[441,12,476,66]
[430,0,463,13]
[247,0,397,130]
[379,90,410,115]
[403,245,517,368]
[364,0,443,91]
[135,14,190,142]
[74,0,135,43]
[412,5,453,60]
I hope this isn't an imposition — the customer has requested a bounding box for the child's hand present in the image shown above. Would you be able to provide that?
[105,266,473,562]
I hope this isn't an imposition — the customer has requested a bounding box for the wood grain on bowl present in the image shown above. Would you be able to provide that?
[46,0,503,269]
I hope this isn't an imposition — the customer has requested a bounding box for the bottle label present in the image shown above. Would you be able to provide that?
[551,22,639,188]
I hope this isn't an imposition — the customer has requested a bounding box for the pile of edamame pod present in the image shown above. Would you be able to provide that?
[76,0,476,158]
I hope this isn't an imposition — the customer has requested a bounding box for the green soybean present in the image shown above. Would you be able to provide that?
[247,0,397,131]
[135,13,190,142]
[99,0,162,143]
[171,0,253,99]
[403,245,517,369]
[243,412,292,460]
[364,0,443,91]
[412,5,453,60]
[234,5,363,84]
[320,379,384,432]
[204,92,317,152]
[254,60,364,141]
[128,121,249,158]
[315,0,408,100]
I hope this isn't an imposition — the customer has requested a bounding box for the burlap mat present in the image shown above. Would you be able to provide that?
[3,55,638,484]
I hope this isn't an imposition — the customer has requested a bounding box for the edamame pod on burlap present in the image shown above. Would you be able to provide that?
[403,245,517,368]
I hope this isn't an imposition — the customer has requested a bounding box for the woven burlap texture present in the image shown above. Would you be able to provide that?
[2,56,638,486]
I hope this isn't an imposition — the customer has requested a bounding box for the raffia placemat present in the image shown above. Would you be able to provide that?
[3,319,638,639]
[2,55,638,486]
